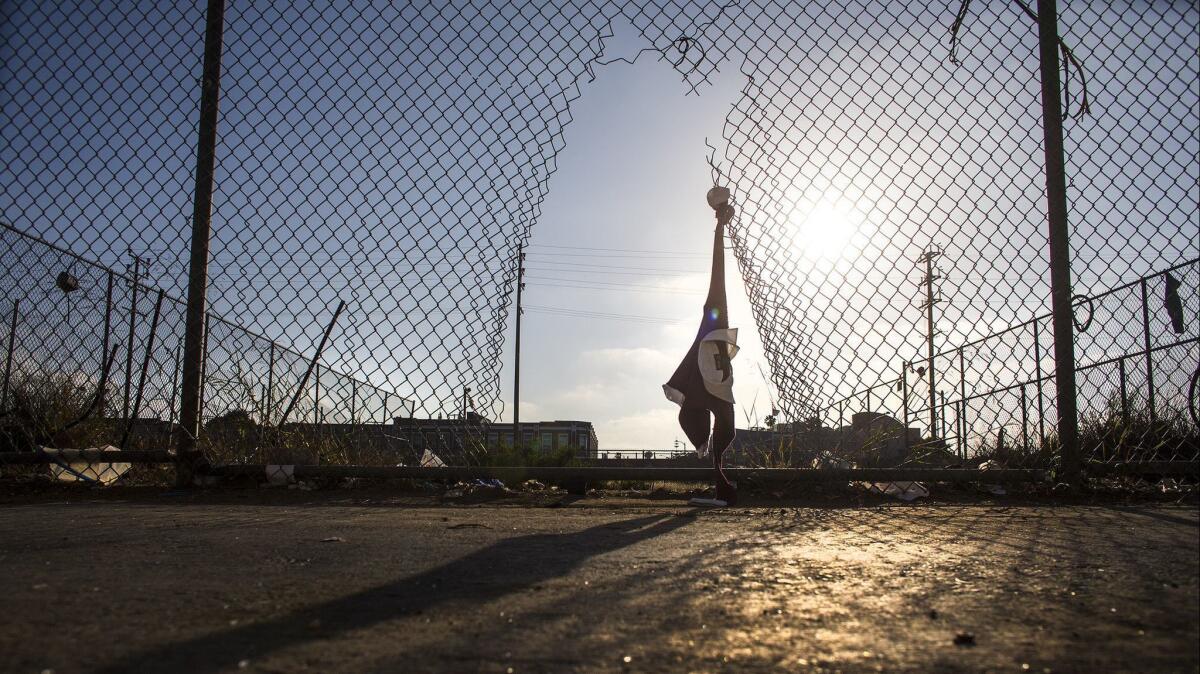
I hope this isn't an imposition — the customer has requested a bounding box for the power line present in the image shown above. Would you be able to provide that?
[527,243,707,256]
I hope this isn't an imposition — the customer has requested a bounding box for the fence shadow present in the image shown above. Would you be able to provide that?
[95,511,696,674]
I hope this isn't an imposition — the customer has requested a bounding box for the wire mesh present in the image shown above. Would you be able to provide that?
[1,0,1196,480]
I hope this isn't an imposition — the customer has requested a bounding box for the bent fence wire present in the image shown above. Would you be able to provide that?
[1,1,1197,480]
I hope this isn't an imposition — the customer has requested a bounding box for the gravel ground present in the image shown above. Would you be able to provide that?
[0,488,1196,673]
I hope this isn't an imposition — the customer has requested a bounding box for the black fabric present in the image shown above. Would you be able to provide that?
[677,403,736,502]
[1164,272,1185,334]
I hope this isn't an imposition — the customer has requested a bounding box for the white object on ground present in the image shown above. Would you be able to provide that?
[688,497,728,507]
[48,445,130,486]
[420,449,446,467]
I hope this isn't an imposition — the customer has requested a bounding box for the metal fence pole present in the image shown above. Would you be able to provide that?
[314,363,320,425]
[121,290,164,449]
[957,348,967,456]
[939,390,947,439]
[101,273,113,401]
[1,300,19,410]
[958,399,967,460]
[1036,0,1081,484]
[176,0,226,486]
[1140,278,1156,422]
[1117,356,1128,421]
[1020,383,1030,450]
[900,361,910,451]
[167,343,181,448]
[1033,319,1046,447]
[123,267,139,421]
[265,342,276,424]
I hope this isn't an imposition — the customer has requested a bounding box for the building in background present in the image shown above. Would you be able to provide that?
[483,420,598,457]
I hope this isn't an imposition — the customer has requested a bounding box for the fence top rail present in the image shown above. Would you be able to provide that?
[931,257,1198,358]
[818,257,1198,418]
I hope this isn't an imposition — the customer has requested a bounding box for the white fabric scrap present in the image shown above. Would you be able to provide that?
[49,445,130,486]
[697,328,738,403]
[420,449,446,468]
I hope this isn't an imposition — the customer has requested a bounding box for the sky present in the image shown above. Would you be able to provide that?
[492,33,774,449]
[1,1,1196,452]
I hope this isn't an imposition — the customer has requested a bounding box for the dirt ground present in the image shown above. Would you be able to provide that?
[0,488,1196,674]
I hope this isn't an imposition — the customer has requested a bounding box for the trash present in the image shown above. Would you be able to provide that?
[861,481,929,501]
[265,464,295,486]
[953,632,976,646]
[48,445,130,486]
[472,478,506,489]
[521,479,546,491]
[420,450,446,467]
[1158,478,1181,493]
[320,536,345,543]
[688,497,728,507]
[973,461,1007,494]
[812,451,851,470]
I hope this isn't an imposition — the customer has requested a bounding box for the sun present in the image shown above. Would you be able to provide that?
[788,196,864,261]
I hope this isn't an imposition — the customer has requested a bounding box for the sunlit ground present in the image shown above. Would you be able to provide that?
[0,492,1196,673]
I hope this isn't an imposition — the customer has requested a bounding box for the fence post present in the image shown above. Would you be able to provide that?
[265,342,275,424]
[1032,319,1046,447]
[101,273,113,399]
[1035,0,1081,484]
[1020,383,1030,450]
[167,343,181,448]
[1117,356,1128,421]
[958,399,967,460]
[957,348,967,456]
[314,363,320,425]
[939,390,948,439]
[900,361,910,451]
[121,290,164,449]
[177,0,227,487]
[1,300,19,410]
[1140,278,1156,423]
[123,270,138,421]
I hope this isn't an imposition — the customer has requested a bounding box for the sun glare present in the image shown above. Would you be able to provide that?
[788,196,865,261]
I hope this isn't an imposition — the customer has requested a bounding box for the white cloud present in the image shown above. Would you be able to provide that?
[599,407,681,449]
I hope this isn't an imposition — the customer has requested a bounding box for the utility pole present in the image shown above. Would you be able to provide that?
[917,246,942,438]
[123,250,152,421]
[513,247,525,447]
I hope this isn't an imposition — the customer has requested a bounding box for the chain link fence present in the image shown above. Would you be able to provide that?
[1,0,1196,484]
